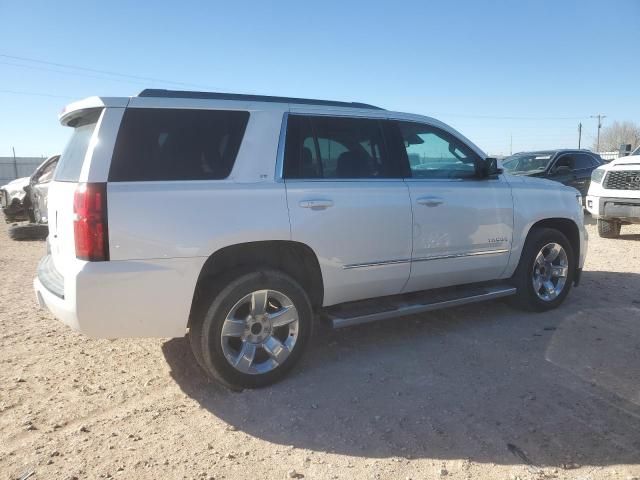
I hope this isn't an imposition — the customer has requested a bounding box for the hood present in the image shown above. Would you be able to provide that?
[1,176,29,191]
[507,170,545,177]
[608,154,640,167]
[503,172,573,190]
[1,177,30,202]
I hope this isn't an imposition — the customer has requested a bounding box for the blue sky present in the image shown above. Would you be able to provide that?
[1,0,639,157]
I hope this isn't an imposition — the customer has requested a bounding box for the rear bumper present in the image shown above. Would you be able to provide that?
[586,195,640,222]
[34,255,204,338]
[34,277,80,330]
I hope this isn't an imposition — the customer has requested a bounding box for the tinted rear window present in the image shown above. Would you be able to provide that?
[54,110,102,182]
[108,108,249,181]
[284,115,398,179]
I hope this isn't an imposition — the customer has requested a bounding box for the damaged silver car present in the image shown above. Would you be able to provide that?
[2,155,59,240]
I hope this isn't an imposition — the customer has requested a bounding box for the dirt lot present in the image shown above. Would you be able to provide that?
[1,218,639,480]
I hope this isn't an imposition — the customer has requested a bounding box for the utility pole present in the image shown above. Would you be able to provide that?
[590,114,606,152]
[12,147,18,179]
[510,134,513,155]
[578,122,582,149]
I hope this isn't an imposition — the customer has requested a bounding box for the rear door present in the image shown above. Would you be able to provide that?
[283,114,413,306]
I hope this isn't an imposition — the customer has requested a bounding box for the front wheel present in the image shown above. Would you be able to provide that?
[511,228,575,312]
[189,270,313,390]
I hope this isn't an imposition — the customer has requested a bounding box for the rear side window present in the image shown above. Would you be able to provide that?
[55,110,102,182]
[109,108,249,181]
[284,115,399,179]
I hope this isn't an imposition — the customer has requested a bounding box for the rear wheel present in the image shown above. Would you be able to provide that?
[189,270,312,390]
[597,218,621,238]
[511,228,574,311]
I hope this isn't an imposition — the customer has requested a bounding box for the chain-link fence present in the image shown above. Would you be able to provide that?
[0,158,45,186]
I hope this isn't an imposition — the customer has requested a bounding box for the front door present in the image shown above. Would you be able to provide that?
[283,114,413,306]
[392,120,514,293]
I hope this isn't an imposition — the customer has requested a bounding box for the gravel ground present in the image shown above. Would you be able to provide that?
[1,217,639,480]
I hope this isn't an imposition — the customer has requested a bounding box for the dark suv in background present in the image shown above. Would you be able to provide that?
[502,149,603,197]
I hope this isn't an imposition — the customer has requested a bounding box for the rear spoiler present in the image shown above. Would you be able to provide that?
[59,96,130,126]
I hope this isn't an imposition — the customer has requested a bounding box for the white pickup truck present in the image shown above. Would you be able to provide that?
[586,145,640,237]
[35,90,587,389]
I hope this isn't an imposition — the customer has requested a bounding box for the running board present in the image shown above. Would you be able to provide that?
[326,283,516,329]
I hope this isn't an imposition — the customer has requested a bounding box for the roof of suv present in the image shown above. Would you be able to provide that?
[57,89,489,169]
[59,89,385,125]
[138,89,384,110]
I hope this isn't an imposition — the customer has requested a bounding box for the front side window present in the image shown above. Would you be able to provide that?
[574,154,597,169]
[553,155,574,170]
[284,115,397,179]
[109,108,249,181]
[397,122,480,179]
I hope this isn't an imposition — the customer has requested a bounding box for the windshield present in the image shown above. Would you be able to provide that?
[502,153,553,173]
[633,145,640,156]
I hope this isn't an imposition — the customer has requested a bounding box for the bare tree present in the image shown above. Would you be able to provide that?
[594,121,640,152]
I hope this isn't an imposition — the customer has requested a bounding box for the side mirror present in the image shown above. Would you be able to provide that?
[475,157,502,178]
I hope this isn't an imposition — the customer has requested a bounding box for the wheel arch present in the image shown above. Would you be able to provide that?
[188,240,324,327]
[521,217,581,281]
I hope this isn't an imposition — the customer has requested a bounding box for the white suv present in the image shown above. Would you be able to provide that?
[35,89,587,389]
[586,145,640,237]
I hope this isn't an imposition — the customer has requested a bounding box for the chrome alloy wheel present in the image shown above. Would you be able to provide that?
[220,289,299,375]
[532,242,569,301]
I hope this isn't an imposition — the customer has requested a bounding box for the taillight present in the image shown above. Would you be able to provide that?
[73,183,109,261]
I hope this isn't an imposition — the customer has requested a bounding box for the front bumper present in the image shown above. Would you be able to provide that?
[586,195,640,223]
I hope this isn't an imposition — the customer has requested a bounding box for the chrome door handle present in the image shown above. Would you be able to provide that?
[416,196,444,207]
[299,199,334,210]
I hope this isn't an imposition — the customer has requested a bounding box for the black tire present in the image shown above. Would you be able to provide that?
[597,218,621,238]
[510,227,575,312]
[189,269,313,390]
[8,223,49,241]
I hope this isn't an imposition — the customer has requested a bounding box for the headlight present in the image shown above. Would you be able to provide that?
[591,168,605,183]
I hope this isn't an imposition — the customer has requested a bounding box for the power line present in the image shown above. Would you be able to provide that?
[0,54,602,122]
[0,60,150,86]
[0,53,218,90]
[431,112,587,120]
[0,89,75,99]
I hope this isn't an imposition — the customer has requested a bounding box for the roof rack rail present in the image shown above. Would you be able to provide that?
[138,89,384,110]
